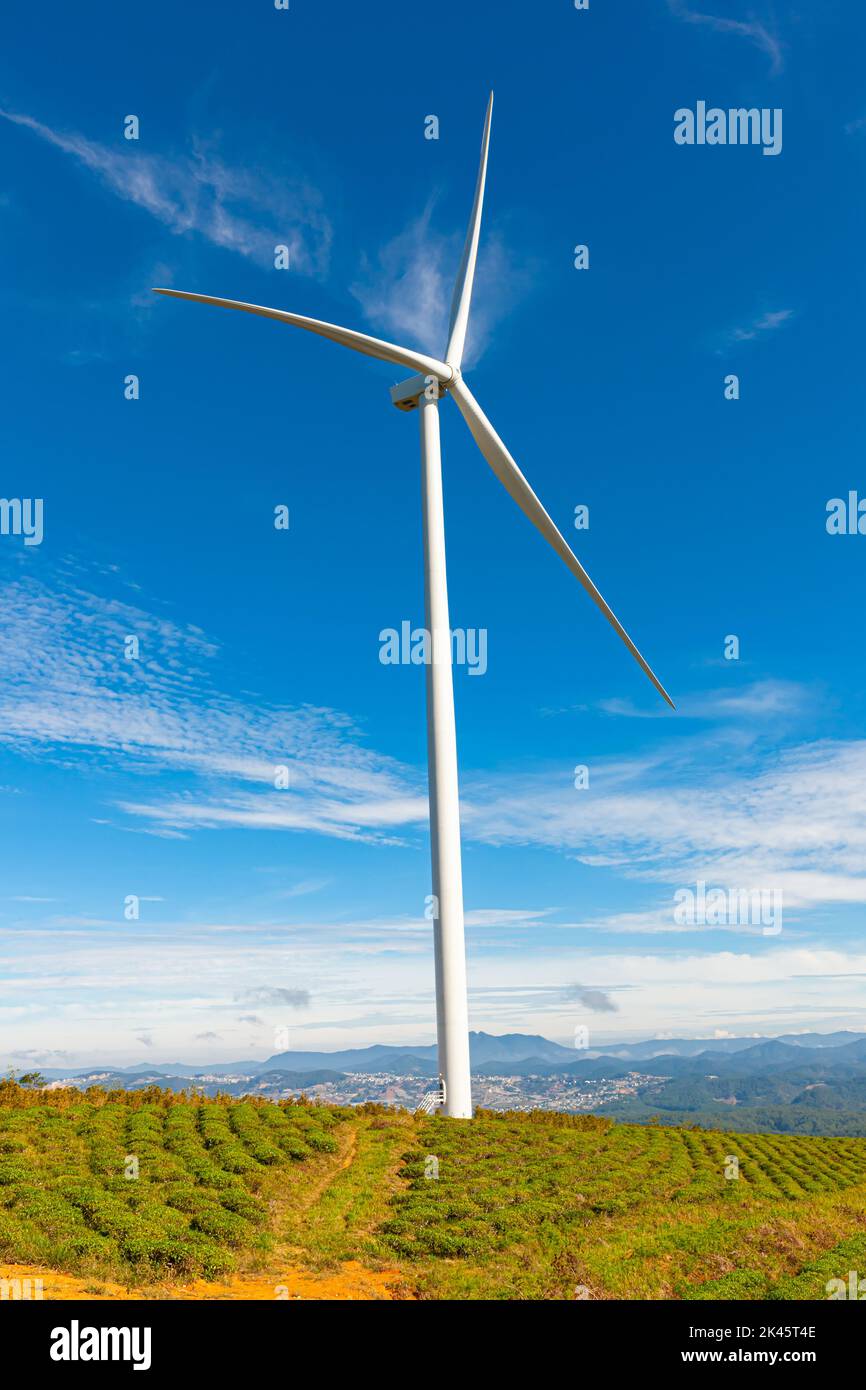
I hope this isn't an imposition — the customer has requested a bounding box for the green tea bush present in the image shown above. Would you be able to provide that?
[191,1207,250,1247]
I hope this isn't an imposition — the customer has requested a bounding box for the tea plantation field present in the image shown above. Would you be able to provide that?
[2,1084,866,1299]
[393,1111,866,1299]
[0,1085,343,1282]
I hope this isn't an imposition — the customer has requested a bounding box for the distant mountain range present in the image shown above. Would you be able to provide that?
[12,1029,866,1084]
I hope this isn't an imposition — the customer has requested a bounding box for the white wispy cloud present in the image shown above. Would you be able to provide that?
[598,680,810,722]
[464,907,556,929]
[115,791,427,842]
[0,109,332,273]
[543,906,768,937]
[349,202,533,366]
[0,564,422,844]
[666,1,784,75]
[729,308,795,343]
[461,721,866,914]
[273,878,331,900]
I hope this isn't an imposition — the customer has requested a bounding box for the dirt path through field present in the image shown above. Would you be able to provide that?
[0,1259,401,1301]
[297,1125,359,1212]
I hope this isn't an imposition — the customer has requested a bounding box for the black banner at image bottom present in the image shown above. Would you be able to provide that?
[3,1296,858,1376]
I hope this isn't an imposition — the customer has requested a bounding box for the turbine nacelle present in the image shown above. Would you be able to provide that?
[390,369,458,412]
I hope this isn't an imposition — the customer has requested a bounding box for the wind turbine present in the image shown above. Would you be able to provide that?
[154,93,673,1120]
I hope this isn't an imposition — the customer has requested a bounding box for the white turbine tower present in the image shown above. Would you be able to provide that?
[154,93,673,1120]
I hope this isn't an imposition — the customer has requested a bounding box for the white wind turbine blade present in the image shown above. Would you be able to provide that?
[450,377,675,709]
[444,92,493,369]
[152,289,453,382]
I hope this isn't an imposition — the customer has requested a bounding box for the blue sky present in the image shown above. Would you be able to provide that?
[1,0,865,1068]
